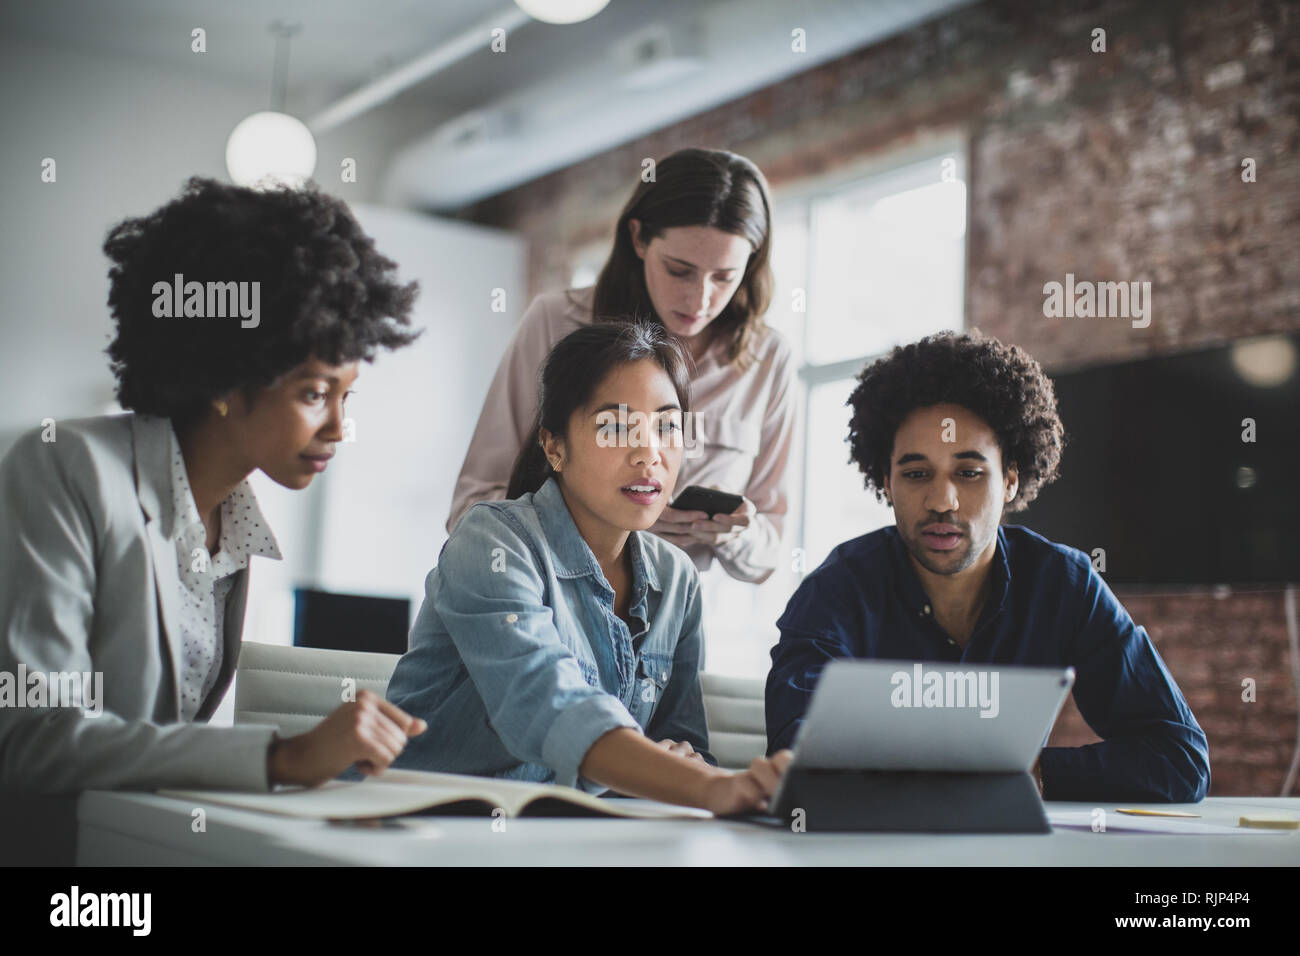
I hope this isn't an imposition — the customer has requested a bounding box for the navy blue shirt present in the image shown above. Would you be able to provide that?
[766,524,1209,802]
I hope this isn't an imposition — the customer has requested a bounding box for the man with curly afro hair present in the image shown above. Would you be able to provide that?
[766,331,1208,803]
[0,178,430,799]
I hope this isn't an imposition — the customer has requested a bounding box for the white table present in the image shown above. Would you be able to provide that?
[76,793,1300,866]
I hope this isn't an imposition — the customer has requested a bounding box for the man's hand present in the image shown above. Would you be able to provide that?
[267,689,427,787]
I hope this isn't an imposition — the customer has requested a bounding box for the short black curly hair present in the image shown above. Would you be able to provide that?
[104,176,420,424]
[846,330,1065,511]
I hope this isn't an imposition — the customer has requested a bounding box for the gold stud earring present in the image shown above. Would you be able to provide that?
[215,401,228,418]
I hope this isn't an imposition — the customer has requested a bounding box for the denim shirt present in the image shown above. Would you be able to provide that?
[387,476,713,792]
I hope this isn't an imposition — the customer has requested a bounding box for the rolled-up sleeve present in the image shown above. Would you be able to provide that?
[712,337,799,584]
[432,505,640,787]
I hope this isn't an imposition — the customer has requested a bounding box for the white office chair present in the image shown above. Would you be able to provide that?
[234,643,770,770]
[700,673,768,770]
[234,641,399,737]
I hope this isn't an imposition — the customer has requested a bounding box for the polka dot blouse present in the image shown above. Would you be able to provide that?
[168,426,281,722]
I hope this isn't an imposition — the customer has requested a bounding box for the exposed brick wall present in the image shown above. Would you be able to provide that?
[1047,588,1297,797]
[967,0,1300,369]
[455,0,1300,797]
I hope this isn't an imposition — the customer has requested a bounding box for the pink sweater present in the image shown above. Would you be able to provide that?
[447,287,799,584]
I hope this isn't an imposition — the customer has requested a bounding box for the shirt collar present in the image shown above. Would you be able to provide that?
[532,475,660,594]
[167,423,281,568]
[568,286,595,320]
[887,524,1011,618]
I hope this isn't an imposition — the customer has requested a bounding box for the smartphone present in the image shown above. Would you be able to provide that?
[668,485,744,517]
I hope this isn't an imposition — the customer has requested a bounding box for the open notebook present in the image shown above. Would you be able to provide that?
[161,768,713,821]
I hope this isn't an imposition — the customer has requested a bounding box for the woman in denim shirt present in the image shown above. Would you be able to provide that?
[388,321,790,814]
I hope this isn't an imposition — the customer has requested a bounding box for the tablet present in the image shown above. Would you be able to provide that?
[771,659,1075,808]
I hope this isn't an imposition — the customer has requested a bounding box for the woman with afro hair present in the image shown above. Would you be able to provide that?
[0,177,428,796]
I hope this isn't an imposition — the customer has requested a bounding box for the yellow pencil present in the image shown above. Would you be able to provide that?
[1115,808,1201,818]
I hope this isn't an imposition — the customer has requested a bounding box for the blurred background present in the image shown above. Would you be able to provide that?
[1,0,1297,795]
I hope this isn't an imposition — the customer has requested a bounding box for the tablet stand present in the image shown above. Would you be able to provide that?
[774,766,1050,833]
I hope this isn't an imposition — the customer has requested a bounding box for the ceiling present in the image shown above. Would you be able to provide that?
[1,0,975,209]
[1,0,490,104]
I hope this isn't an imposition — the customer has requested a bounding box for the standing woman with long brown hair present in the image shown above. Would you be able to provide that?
[449,148,797,587]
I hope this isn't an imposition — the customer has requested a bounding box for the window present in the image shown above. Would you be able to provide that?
[702,140,968,678]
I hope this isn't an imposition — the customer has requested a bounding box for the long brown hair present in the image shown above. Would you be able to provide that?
[588,148,774,369]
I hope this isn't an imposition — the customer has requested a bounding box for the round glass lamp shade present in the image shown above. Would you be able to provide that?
[514,0,610,25]
[225,111,317,188]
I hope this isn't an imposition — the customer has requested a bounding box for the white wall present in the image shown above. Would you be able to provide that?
[0,34,252,456]
[0,32,424,461]
[309,205,526,619]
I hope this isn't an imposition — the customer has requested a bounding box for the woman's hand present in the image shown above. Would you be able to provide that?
[655,738,706,762]
[694,751,793,816]
[687,494,754,546]
[267,690,427,787]
[649,490,754,548]
[647,503,707,546]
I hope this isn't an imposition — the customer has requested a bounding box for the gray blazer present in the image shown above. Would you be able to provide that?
[0,412,277,793]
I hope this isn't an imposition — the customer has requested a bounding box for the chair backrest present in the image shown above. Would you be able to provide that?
[235,642,770,770]
[235,641,399,737]
[701,673,768,771]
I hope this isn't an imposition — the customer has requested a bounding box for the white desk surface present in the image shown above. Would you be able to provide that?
[76,793,1300,866]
